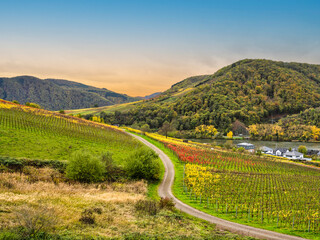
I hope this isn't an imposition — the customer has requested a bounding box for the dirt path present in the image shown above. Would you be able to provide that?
[128,132,307,240]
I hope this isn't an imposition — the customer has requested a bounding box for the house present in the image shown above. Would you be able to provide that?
[237,143,255,152]
[283,150,303,160]
[273,148,288,156]
[260,146,273,154]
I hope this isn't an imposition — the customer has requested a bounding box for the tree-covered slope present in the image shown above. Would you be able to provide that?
[101,59,320,133]
[0,76,141,110]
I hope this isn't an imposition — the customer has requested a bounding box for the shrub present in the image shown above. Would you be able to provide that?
[79,208,102,224]
[135,199,159,216]
[66,150,105,183]
[79,209,95,224]
[237,147,245,153]
[25,102,41,109]
[100,152,123,181]
[14,205,57,237]
[125,147,160,181]
[159,197,175,210]
[256,150,262,156]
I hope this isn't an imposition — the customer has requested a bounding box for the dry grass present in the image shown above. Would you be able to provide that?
[0,168,252,239]
[0,169,146,235]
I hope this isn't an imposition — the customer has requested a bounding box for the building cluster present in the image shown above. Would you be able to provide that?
[236,143,320,161]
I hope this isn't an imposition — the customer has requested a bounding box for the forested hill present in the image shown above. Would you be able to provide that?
[0,76,141,110]
[101,59,320,133]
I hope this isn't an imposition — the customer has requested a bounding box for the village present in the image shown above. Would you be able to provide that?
[236,142,320,161]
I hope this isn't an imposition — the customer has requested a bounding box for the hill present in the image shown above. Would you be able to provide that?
[0,76,141,110]
[0,99,143,161]
[64,100,142,116]
[97,59,320,135]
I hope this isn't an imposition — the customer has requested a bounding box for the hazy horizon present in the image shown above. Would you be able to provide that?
[1,0,319,96]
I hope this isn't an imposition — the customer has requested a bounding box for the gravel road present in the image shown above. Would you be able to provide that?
[128,132,307,240]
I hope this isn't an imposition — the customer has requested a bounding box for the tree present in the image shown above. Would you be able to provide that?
[59,109,65,114]
[195,125,217,138]
[159,121,173,138]
[12,100,20,104]
[227,131,233,139]
[141,123,151,133]
[310,125,320,140]
[298,145,307,154]
[91,115,104,123]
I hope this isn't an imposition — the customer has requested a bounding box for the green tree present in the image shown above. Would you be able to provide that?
[159,121,173,138]
[66,150,105,183]
[141,123,151,133]
[298,145,307,154]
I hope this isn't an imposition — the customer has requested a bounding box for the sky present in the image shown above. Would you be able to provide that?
[0,0,319,96]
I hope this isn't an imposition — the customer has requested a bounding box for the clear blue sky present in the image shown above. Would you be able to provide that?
[0,0,319,95]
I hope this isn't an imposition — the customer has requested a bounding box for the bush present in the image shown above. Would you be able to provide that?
[100,152,123,181]
[237,147,245,153]
[125,147,160,181]
[66,150,105,183]
[14,205,57,238]
[79,208,103,225]
[135,199,159,216]
[159,197,175,210]
[25,102,41,109]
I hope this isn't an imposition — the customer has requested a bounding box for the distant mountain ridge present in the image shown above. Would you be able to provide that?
[142,92,162,100]
[0,76,142,110]
[98,59,320,133]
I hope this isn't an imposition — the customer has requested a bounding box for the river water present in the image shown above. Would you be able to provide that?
[190,139,320,151]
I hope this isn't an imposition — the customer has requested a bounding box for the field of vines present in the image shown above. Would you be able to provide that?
[0,100,141,161]
[146,130,320,234]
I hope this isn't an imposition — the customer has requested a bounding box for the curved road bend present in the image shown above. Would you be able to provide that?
[127,132,307,240]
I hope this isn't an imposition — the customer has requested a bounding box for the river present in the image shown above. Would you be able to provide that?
[190,139,320,151]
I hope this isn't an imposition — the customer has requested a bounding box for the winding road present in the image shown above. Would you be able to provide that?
[128,132,307,240]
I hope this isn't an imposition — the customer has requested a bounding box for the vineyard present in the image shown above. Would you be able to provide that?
[0,100,141,161]
[142,131,320,236]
